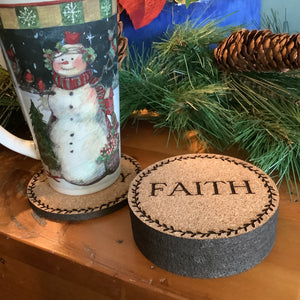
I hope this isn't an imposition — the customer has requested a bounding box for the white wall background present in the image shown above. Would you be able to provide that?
[261,0,300,33]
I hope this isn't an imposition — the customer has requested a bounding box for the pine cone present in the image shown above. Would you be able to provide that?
[214,29,300,72]
[117,5,128,70]
[118,20,128,69]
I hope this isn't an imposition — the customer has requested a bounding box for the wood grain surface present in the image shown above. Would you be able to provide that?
[0,121,299,300]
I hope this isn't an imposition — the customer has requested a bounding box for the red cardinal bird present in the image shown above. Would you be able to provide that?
[6,48,15,61]
[25,69,34,83]
[38,78,45,92]
[65,31,81,44]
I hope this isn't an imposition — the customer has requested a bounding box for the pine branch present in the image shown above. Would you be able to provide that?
[226,71,300,193]
[154,20,237,84]
[119,28,233,149]
[0,67,20,127]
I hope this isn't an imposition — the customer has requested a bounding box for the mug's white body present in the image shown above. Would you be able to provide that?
[0,0,120,195]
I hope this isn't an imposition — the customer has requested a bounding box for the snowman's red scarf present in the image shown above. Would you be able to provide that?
[52,70,118,130]
[53,70,95,90]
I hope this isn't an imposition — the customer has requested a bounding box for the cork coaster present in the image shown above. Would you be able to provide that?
[128,154,279,278]
[27,154,141,221]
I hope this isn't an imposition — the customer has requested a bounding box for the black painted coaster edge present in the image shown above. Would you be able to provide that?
[30,199,128,222]
[129,207,279,278]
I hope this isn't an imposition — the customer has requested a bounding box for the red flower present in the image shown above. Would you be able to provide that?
[119,0,166,29]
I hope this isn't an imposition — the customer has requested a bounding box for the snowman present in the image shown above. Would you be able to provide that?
[45,31,116,186]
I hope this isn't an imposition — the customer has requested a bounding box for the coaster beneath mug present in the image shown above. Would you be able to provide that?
[128,154,279,278]
[27,154,141,221]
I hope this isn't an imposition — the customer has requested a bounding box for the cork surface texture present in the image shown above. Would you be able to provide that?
[129,153,279,240]
[28,154,141,221]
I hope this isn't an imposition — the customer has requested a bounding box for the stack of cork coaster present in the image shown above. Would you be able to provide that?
[128,154,279,278]
[27,154,141,221]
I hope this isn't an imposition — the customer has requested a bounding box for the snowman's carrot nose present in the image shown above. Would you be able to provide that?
[62,61,69,65]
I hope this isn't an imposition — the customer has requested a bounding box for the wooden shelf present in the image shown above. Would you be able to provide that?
[0,121,299,300]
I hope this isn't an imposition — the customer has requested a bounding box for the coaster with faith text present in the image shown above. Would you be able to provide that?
[128,154,279,278]
[28,154,141,221]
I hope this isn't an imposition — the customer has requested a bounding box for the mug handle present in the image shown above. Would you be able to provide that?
[0,125,40,159]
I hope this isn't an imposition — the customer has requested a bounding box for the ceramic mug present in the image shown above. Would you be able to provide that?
[0,0,120,195]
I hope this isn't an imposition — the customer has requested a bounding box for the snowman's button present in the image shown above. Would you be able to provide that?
[70,133,74,137]
[69,142,73,145]
[69,105,73,109]
[70,118,73,121]
[69,92,74,96]
[70,150,74,153]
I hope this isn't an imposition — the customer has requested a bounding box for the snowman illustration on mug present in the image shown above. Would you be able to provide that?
[43,31,120,186]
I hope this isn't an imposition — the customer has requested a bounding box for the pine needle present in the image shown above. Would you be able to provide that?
[226,71,300,195]
[0,67,20,127]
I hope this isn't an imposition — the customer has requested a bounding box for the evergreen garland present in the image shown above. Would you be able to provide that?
[120,21,300,197]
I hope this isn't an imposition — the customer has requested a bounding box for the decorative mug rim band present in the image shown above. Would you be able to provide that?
[0,0,82,8]
[0,0,117,29]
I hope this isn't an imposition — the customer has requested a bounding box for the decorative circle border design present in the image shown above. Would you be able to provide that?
[27,154,141,216]
[130,154,279,238]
